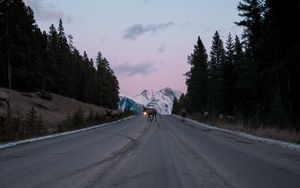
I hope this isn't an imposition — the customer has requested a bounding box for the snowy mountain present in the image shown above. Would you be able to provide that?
[119,87,182,115]
[118,94,144,114]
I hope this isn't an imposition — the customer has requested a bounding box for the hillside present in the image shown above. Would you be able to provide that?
[0,87,106,127]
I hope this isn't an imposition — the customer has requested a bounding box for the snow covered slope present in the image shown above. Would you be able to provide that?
[133,87,182,115]
[118,94,143,114]
[119,87,183,115]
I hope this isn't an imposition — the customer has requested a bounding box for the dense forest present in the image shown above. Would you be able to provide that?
[0,0,119,109]
[174,0,300,130]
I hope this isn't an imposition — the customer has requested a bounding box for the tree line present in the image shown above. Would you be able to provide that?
[178,0,300,130]
[0,0,119,109]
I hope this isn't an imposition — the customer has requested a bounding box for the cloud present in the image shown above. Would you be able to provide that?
[24,0,72,23]
[114,62,157,76]
[123,22,174,40]
[144,0,154,4]
[158,43,166,53]
[100,37,106,42]
[181,22,191,29]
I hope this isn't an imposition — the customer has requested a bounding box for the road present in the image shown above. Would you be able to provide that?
[0,115,300,188]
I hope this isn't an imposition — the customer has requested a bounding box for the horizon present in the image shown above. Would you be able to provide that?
[24,0,242,96]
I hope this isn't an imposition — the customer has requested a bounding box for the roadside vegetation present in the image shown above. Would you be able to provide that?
[0,0,119,109]
[0,1,127,143]
[173,1,300,143]
[0,89,133,143]
[186,113,300,144]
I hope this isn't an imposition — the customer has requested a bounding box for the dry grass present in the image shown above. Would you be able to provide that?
[188,113,300,144]
[0,87,106,127]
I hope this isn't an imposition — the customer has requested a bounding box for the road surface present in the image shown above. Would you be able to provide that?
[0,115,300,188]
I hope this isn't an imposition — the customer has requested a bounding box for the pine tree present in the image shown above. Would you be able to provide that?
[0,1,123,122]
[262,0,300,128]
[207,31,226,113]
[95,52,119,109]
[233,35,244,69]
[222,33,236,114]
[233,35,246,116]
[47,24,59,92]
[172,97,179,114]
[236,0,264,59]
[95,52,104,106]
[71,107,85,129]
[172,94,187,114]
[24,106,41,137]
[0,0,11,88]
[185,36,209,112]
[57,19,69,95]
[236,0,270,126]
[0,0,42,90]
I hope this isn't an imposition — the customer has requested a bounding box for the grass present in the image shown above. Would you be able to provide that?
[0,87,107,126]
[187,113,300,144]
[0,87,132,144]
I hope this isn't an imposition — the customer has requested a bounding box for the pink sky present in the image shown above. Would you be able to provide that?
[25,0,242,96]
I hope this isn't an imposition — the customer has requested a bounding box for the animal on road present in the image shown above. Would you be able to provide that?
[143,107,157,122]
[218,113,235,124]
[106,109,123,121]
[0,91,11,123]
[0,108,6,123]
[225,115,235,123]
[180,108,187,121]
[203,111,209,119]
[218,113,224,120]
[0,91,11,108]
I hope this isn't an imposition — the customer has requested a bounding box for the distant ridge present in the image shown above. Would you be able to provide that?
[119,87,183,115]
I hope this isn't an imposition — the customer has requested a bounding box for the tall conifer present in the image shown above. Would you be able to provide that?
[185,36,209,112]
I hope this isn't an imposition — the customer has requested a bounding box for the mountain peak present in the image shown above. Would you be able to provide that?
[132,87,183,115]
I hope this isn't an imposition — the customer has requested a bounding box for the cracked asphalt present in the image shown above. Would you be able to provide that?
[0,115,300,188]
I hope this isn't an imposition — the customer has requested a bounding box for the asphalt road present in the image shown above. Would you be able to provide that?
[1,115,300,188]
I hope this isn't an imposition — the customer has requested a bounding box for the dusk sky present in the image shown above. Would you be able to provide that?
[24,0,242,96]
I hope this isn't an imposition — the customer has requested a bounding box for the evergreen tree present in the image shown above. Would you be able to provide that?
[185,36,209,112]
[172,97,179,114]
[222,33,236,114]
[262,0,300,128]
[0,0,42,90]
[172,94,186,114]
[95,52,119,109]
[82,51,90,102]
[24,106,42,136]
[236,0,264,59]
[234,0,300,129]
[56,19,69,95]
[0,0,10,88]
[233,35,246,116]
[236,0,271,126]
[71,107,85,129]
[207,31,226,113]
[0,1,121,118]
[47,24,59,92]
[95,52,104,106]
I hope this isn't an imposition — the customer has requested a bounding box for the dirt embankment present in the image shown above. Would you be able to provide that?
[0,87,106,127]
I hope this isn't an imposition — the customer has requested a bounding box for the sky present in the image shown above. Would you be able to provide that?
[24,0,243,96]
